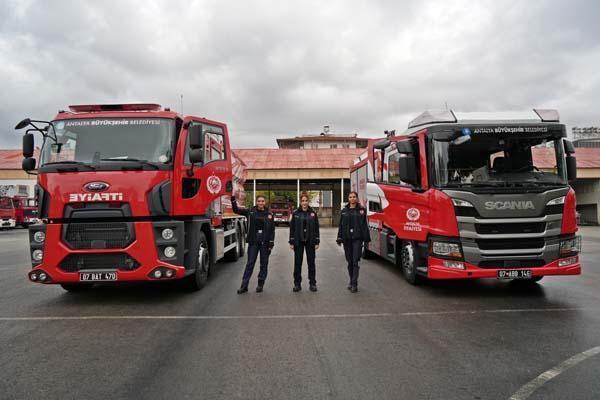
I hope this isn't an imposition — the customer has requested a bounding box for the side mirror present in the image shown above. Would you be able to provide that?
[188,124,203,149]
[23,133,34,158]
[395,140,414,154]
[564,139,575,154]
[566,155,577,181]
[189,148,204,164]
[373,139,390,150]
[22,157,36,172]
[398,155,419,187]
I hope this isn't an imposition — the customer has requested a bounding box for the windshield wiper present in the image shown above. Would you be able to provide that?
[43,161,96,171]
[99,158,159,170]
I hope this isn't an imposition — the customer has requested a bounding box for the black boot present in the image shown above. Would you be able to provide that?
[237,286,248,294]
[293,285,302,292]
[309,285,317,292]
[256,280,264,293]
[350,286,358,293]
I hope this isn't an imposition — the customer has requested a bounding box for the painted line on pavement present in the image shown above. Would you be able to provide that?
[0,307,596,322]
[509,345,600,400]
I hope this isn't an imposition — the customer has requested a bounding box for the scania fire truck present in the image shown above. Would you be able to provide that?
[351,109,581,284]
[15,103,246,291]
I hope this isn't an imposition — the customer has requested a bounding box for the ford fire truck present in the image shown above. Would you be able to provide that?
[15,103,247,291]
[351,109,581,284]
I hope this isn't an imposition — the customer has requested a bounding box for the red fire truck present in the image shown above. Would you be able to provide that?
[15,103,246,291]
[0,196,16,229]
[270,197,294,225]
[351,110,581,284]
[12,195,39,227]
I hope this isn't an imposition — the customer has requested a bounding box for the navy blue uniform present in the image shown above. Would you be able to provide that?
[289,207,320,287]
[232,198,275,290]
[337,204,370,289]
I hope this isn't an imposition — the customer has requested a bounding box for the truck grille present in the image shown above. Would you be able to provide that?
[478,259,546,269]
[59,253,140,272]
[64,222,133,249]
[476,238,545,250]
[475,222,546,235]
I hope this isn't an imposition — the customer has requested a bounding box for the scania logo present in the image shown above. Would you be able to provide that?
[484,201,535,210]
[84,182,109,192]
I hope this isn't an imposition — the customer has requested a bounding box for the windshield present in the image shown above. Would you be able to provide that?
[40,118,175,170]
[431,134,567,189]
[0,197,14,209]
[271,203,290,209]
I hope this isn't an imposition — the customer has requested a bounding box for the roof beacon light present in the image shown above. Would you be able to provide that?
[408,110,456,129]
[68,104,162,113]
[533,109,560,122]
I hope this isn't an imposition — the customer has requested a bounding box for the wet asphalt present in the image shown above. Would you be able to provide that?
[0,227,599,400]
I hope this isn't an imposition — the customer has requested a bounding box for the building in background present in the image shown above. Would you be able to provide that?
[0,150,37,197]
[276,126,369,149]
[572,126,600,148]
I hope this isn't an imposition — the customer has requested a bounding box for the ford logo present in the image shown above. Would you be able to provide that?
[84,182,110,192]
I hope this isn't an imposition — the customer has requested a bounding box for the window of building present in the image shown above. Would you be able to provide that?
[330,144,338,149]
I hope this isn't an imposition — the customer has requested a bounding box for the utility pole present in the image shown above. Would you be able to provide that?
[180,94,184,114]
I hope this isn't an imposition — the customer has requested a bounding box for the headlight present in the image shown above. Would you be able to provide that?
[559,236,581,256]
[452,198,474,207]
[32,249,44,261]
[33,231,45,243]
[164,246,176,258]
[430,240,463,259]
[161,228,175,240]
[546,196,565,206]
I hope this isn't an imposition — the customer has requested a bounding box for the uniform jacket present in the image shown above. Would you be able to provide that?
[337,204,371,242]
[288,207,320,246]
[232,199,276,246]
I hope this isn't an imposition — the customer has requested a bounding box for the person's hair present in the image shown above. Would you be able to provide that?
[300,192,310,202]
[256,195,266,201]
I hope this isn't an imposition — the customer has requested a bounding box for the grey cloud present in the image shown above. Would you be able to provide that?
[1,0,599,149]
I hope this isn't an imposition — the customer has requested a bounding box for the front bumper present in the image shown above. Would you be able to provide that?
[1,218,16,228]
[427,255,581,279]
[28,221,188,284]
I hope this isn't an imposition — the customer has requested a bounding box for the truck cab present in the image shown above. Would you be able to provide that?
[16,103,246,291]
[351,109,581,284]
[0,196,16,229]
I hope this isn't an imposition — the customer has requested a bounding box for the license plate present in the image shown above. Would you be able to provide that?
[497,270,532,279]
[79,271,117,281]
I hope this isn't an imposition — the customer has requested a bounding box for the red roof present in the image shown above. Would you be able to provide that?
[233,148,364,169]
[1,147,599,170]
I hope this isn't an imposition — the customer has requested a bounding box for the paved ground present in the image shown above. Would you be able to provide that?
[1,227,599,400]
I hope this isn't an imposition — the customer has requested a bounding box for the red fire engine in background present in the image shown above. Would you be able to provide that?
[12,195,39,227]
[0,196,16,229]
[270,197,294,225]
[15,103,246,291]
[351,109,581,285]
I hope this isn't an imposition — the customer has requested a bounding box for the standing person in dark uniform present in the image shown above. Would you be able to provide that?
[336,191,370,293]
[289,192,320,292]
[231,195,275,294]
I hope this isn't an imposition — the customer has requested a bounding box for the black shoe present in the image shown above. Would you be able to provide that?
[256,286,263,293]
[237,287,248,294]
[293,286,302,292]
[347,285,352,290]
[309,285,317,292]
[350,286,358,293]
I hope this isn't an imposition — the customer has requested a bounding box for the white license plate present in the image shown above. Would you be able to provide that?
[79,271,117,281]
[497,270,532,279]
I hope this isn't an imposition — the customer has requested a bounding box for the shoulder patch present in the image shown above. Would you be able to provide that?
[359,209,365,215]
[268,214,273,220]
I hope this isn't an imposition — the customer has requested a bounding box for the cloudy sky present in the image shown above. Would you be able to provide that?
[1,0,599,148]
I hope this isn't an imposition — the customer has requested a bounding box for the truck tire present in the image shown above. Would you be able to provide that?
[224,226,240,262]
[185,231,210,291]
[401,241,423,285]
[60,283,94,292]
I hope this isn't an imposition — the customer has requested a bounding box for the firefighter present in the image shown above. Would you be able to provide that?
[336,191,370,293]
[289,192,320,292]
[232,194,275,294]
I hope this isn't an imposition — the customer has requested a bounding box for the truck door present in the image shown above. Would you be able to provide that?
[172,119,232,218]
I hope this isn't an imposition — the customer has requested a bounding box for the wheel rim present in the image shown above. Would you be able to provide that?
[198,242,209,274]
[402,243,415,276]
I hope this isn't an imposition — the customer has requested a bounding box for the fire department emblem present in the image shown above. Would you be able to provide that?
[268,214,273,220]
[406,208,420,221]
[359,209,364,215]
[310,212,315,217]
[207,175,222,194]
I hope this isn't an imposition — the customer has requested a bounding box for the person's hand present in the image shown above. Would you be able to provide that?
[336,238,342,246]
[315,244,319,250]
[289,244,294,250]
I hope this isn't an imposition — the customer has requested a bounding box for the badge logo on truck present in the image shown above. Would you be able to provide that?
[84,182,109,192]
[207,175,222,194]
[406,208,420,221]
